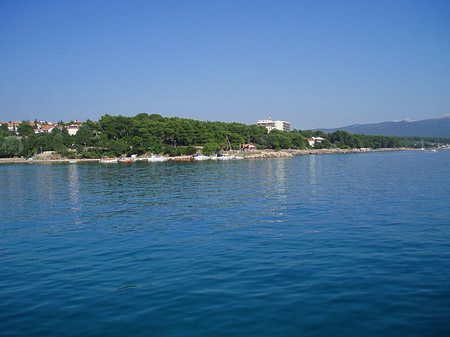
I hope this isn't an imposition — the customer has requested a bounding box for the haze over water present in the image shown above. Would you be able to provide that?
[1,150,450,336]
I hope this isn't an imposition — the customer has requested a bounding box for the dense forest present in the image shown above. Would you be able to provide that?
[0,113,448,158]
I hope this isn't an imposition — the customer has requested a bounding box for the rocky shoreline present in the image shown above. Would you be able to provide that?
[0,147,427,164]
[240,147,419,159]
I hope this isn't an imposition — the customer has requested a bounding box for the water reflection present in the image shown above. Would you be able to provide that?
[35,165,56,202]
[308,155,318,194]
[68,164,79,205]
[273,159,287,198]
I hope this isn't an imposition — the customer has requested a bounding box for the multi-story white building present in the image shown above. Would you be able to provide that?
[257,119,290,132]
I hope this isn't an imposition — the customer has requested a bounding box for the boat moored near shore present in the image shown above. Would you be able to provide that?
[100,157,118,164]
[147,155,167,162]
[118,157,134,163]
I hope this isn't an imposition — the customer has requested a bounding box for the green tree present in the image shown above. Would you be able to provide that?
[0,123,11,138]
[0,123,8,132]
[53,132,67,152]
[99,114,132,140]
[75,125,93,146]
[33,133,53,153]
[202,142,221,155]
[289,132,307,149]
[60,127,71,146]
[1,136,23,157]
[299,130,314,139]
[18,123,35,138]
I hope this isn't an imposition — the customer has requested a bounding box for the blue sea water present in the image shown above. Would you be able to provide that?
[1,150,449,336]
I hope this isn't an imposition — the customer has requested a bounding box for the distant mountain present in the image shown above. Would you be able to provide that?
[316,115,450,137]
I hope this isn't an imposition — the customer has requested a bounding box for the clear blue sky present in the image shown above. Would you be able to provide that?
[1,0,449,129]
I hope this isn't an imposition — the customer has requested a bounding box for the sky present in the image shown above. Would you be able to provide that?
[1,0,449,129]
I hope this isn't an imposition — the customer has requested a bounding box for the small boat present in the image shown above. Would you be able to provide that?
[119,157,134,163]
[212,148,245,160]
[147,155,167,162]
[215,153,234,160]
[69,160,78,164]
[193,154,210,161]
[100,157,118,164]
[213,135,243,160]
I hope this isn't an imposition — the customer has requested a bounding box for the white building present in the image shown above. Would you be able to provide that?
[66,125,80,136]
[308,136,326,147]
[8,121,21,132]
[257,119,290,132]
[38,124,55,133]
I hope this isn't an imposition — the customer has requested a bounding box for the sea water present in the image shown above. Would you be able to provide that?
[1,150,449,336]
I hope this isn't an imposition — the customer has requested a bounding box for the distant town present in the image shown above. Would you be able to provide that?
[1,120,84,136]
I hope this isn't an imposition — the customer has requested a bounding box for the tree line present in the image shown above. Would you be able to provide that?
[1,113,448,158]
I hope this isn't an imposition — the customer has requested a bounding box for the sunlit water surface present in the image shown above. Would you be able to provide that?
[1,151,450,336]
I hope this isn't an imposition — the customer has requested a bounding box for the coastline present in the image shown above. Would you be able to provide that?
[241,147,424,159]
[0,157,100,164]
[0,147,429,164]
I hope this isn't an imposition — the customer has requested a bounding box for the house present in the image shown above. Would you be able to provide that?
[241,144,256,151]
[8,121,21,132]
[39,124,55,133]
[312,136,325,143]
[308,137,326,147]
[66,124,80,136]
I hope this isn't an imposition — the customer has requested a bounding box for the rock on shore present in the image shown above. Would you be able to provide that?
[242,150,294,159]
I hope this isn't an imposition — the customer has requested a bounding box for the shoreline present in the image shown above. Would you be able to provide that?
[0,147,433,164]
[242,147,424,159]
[0,157,100,164]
